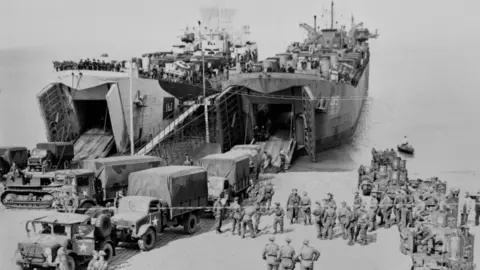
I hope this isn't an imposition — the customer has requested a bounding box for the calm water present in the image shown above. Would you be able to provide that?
[0,45,479,191]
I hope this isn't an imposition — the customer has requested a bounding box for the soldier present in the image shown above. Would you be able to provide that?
[213,197,224,233]
[300,191,312,225]
[416,223,435,255]
[262,151,272,173]
[10,162,18,176]
[42,158,50,174]
[394,191,406,225]
[94,250,109,270]
[462,192,474,226]
[87,250,99,270]
[247,179,259,200]
[241,205,257,238]
[337,201,351,240]
[230,197,242,235]
[312,201,325,239]
[355,205,369,245]
[253,202,263,233]
[287,189,301,224]
[263,182,275,211]
[325,193,337,210]
[379,193,394,228]
[278,237,296,270]
[346,203,358,245]
[262,236,280,270]
[323,204,336,240]
[368,197,379,232]
[270,202,285,234]
[295,239,320,270]
[279,151,286,173]
[54,240,70,270]
[353,191,362,210]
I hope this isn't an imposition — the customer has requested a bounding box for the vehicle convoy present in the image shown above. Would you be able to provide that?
[15,212,116,270]
[112,166,208,251]
[0,146,29,180]
[199,151,250,209]
[1,155,163,210]
[229,144,262,179]
[400,224,474,270]
[28,142,74,171]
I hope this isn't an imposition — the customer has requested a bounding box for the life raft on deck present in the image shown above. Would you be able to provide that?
[397,144,414,155]
[175,61,190,70]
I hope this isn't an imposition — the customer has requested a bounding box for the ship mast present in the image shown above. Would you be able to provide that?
[330,1,334,29]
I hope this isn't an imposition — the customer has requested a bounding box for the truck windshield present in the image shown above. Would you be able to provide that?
[118,199,149,213]
[28,222,72,238]
[31,149,47,157]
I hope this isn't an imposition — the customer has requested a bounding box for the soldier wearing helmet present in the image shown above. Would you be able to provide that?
[278,237,296,270]
[262,236,280,270]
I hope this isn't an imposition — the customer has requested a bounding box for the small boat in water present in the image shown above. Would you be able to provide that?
[397,144,414,155]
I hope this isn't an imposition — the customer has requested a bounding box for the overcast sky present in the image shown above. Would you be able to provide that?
[1,0,478,60]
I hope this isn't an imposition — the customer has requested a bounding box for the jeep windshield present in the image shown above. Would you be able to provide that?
[118,197,149,214]
[31,149,47,157]
[27,221,72,238]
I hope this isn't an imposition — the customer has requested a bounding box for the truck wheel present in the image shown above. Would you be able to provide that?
[78,202,95,214]
[99,241,114,263]
[95,214,113,238]
[138,228,156,251]
[66,255,75,270]
[183,213,198,234]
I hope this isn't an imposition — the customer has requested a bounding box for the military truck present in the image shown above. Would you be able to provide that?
[400,224,474,270]
[230,144,262,180]
[1,155,163,210]
[15,212,116,270]
[0,146,28,180]
[111,166,208,251]
[199,151,250,211]
[28,142,74,171]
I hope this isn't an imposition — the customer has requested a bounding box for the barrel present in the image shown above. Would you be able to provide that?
[319,57,330,77]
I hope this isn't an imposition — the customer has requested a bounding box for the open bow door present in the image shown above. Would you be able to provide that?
[301,86,316,163]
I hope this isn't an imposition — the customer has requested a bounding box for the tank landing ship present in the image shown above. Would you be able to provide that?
[215,2,378,165]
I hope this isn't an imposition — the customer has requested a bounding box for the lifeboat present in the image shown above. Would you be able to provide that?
[397,144,414,155]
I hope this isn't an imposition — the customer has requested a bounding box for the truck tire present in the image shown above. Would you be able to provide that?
[183,213,198,234]
[138,228,156,251]
[99,241,114,262]
[95,214,112,238]
[78,202,95,214]
[66,255,75,270]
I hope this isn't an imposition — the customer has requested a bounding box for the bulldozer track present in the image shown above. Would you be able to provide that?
[1,188,58,209]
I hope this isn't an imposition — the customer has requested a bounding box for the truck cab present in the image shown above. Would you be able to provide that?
[15,213,115,270]
[54,169,101,213]
[0,146,28,179]
[112,196,166,251]
[28,142,74,172]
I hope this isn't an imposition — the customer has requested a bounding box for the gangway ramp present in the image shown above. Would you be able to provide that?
[136,94,218,156]
[73,128,115,162]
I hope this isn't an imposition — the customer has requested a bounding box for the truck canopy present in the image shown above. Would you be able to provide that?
[80,155,163,190]
[128,166,208,217]
[0,146,28,166]
[36,142,74,158]
[230,145,262,165]
[199,151,250,192]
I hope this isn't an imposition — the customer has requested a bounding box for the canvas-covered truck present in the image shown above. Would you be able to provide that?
[199,151,250,211]
[28,142,74,171]
[111,166,208,251]
[230,144,262,180]
[14,212,116,270]
[1,155,163,210]
[0,146,29,180]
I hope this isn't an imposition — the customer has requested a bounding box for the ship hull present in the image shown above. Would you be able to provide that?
[218,62,370,158]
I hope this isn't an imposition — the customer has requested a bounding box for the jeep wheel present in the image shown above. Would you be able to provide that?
[95,214,113,238]
[183,213,198,234]
[138,228,156,251]
[66,255,75,269]
[100,241,114,263]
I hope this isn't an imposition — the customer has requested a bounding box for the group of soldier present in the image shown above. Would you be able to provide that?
[52,59,124,72]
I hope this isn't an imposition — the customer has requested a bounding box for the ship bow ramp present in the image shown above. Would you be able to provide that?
[36,71,180,161]
[218,70,368,164]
